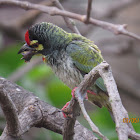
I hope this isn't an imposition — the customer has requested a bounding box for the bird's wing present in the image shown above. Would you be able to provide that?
[66,40,107,92]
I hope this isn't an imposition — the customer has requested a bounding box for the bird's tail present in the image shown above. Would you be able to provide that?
[87,91,115,122]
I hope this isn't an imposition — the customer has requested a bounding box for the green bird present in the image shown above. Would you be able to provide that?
[18,22,112,117]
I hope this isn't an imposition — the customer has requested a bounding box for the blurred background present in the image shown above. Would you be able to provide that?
[0,0,140,139]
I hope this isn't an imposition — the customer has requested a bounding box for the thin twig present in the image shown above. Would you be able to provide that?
[85,0,93,23]
[51,0,81,35]
[129,131,140,140]
[0,0,140,40]
[15,1,54,28]
[77,96,107,140]
[74,65,108,140]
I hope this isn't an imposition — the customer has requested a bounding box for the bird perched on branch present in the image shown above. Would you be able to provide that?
[18,22,112,118]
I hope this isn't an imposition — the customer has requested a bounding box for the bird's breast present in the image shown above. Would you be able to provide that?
[47,54,83,89]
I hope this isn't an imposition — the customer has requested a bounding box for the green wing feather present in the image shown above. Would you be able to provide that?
[95,77,107,92]
[66,40,107,92]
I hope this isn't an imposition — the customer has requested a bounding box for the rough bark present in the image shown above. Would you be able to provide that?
[0,77,98,140]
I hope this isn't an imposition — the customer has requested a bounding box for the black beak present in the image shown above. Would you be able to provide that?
[18,43,35,54]
[18,43,36,62]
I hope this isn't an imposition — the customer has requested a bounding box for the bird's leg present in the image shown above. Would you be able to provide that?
[62,88,97,118]
[61,87,78,118]
[62,87,89,118]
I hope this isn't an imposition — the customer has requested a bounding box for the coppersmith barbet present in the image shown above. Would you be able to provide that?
[18,22,112,117]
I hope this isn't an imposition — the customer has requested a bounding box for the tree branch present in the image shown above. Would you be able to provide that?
[63,61,140,140]
[0,84,21,139]
[1,63,140,140]
[15,0,54,28]
[74,64,108,140]
[77,61,140,140]
[51,0,81,35]
[0,77,98,140]
[0,0,140,40]
[62,99,80,140]
[0,1,140,139]
[62,65,107,140]
[0,1,54,48]
[85,0,93,23]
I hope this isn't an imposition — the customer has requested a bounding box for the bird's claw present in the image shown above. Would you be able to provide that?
[62,88,96,118]
[71,87,88,100]
[61,101,70,118]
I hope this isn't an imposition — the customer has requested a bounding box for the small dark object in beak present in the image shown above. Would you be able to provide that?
[21,51,35,62]
[18,43,36,62]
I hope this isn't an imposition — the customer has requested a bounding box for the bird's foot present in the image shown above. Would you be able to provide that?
[71,87,88,100]
[62,88,96,118]
[87,90,96,95]
[61,101,70,118]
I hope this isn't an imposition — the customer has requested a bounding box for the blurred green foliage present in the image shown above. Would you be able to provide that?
[0,43,22,77]
[0,43,140,139]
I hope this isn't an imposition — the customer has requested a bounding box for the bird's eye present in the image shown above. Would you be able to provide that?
[30,40,39,48]
[31,42,39,48]
[32,44,38,48]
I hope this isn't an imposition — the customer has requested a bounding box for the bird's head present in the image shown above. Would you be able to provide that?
[18,29,46,62]
[18,22,70,62]
[18,22,56,62]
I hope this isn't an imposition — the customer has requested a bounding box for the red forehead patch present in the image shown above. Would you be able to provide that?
[25,30,30,45]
